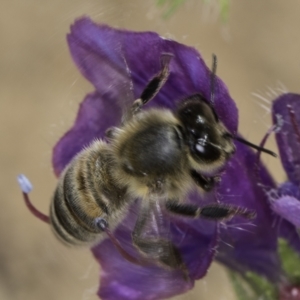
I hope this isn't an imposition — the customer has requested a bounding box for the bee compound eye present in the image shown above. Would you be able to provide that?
[95,217,109,231]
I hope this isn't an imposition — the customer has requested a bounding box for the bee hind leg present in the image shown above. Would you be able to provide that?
[95,217,148,267]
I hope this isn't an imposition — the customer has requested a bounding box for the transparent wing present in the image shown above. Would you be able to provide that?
[96,197,187,278]
[131,199,188,276]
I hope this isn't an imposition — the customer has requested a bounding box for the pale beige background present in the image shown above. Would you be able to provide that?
[1,0,299,299]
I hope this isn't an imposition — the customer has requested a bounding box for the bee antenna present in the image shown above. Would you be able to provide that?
[17,174,50,224]
[229,135,277,157]
[210,53,217,105]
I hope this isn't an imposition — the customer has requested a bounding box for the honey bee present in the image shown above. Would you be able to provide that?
[19,54,275,275]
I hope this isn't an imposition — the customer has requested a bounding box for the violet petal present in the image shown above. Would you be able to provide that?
[67,17,238,133]
[216,142,281,282]
[93,219,194,300]
[169,206,218,279]
[54,17,239,175]
[272,93,300,185]
[271,195,300,229]
[270,181,300,230]
[278,181,300,198]
[267,181,300,253]
[52,91,122,176]
[51,18,246,300]
[92,199,218,300]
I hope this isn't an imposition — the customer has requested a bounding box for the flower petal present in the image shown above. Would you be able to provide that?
[67,17,238,133]
[272,93,300,185]
[52,18,242,299]
[271,196,300,228]
[267,181,300,253]
[93,221,194,300]
[216,143,281,282]
[54,17,239,178]
[52,91,122,176]
[169,213,218,280]
[92,199,218,300]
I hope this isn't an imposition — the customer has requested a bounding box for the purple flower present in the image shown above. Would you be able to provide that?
[53,17,236,299]
[38,17,299,299]
[53,17,238,177]
[215,93,300,286]
[267,93,300,251]
[215,142,281,282]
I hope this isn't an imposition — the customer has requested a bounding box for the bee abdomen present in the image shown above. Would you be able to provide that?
[50,140,128,246]
[50,182,98,245]
[50,171,103,245]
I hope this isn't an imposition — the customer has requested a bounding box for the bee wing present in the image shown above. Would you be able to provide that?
[132,199,187,274]
[103,51,137,125]
[115,53,137,123]
[96,198,186,274]
[148,200,171,238]
[89,49,137,125]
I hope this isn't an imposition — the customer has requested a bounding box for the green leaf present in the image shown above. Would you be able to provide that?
[157,0,168,7]
[228,271,277,300]
[228,271,254,300]
[219,0,230,22]
[156,0,187,19]
[155,0,230,21]
[278,238,300,284]
[244,272,278,300]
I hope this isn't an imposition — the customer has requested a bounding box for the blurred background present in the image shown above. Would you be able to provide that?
[1,0,300,299]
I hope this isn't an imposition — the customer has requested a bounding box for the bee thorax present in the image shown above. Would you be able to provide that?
[119,124,183,175]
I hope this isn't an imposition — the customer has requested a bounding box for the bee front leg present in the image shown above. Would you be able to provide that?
[166,201,256,221]
[130,53,173,116]
[190,169,220,192]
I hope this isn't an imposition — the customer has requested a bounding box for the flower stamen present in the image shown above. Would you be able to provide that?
[17,174,50,224]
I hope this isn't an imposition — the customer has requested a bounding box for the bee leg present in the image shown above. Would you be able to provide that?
[95,217,109,230]
[131,205,188,276]
[95,217,149,267]
[166,201,256,221]
[190,169,220,192]
[131,53,173,115]
[166,201,199,217]
[198,204,256,220]
[105,126,117,139]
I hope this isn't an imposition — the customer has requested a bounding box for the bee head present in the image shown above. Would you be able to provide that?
[176,94,235,171]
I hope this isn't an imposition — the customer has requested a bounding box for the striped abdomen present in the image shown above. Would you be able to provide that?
[50,140,128,246]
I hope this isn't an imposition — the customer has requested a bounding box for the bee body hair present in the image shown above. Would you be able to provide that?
[111,109,193,200]
[50,140,130,246]
[45,54,258,274]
